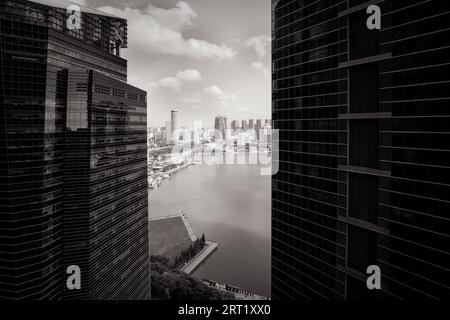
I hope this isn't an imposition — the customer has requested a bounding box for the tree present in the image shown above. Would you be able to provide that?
[201,233,206,245]
[150,255,235,300]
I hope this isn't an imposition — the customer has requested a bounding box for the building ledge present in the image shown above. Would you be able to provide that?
[338,0,386,17]
[339,165,391,177]
[338,216,390,234]
[339,53,392,68]
[339,112,392,120]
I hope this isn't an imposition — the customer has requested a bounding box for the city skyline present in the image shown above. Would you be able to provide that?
[1,0,449,305]
[78,0,272,128]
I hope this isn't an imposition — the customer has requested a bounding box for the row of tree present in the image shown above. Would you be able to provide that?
[150,254,235,300]
[174,233,206,268]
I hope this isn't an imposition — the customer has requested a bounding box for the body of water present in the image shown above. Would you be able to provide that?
[149,163,271,297]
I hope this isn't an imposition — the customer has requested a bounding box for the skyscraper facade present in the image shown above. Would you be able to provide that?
[231,120,238,131]
[165,121,171,143]
[170,110,179,144]
[0,0,149,299]
[214,115,226,140]
[272,0,450,300]
[256,119,262,140]
[242,120,248,130]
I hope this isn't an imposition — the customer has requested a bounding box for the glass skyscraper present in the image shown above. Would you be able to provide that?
[272,0,449,300]
[0,0,149,299]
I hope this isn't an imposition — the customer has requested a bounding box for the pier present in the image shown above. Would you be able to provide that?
[180,241,218,275]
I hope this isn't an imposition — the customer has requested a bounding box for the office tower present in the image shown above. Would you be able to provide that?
[165,121,172,143]
[224,117,228,139]
[256,119,262,129]
[256,119,262,140]
[193,120,203,144]
[170,110,179,144]
[249,119,255,130]
[231,120,237,131]
[272,0,450,300]
[214,115,226,140]
[242,120,248,131]
[0,0,149,299]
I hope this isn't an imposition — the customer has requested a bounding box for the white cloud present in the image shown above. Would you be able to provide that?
[153,69,202,91]
[205,85,237,101]
[251,62,269,76]
[158,77,182,90]
[239,36,271,57]
[98,2,236,60]
[146,1,197,31]
[176,69,202,82]
[177,92,202,104]
[205,85,238,110]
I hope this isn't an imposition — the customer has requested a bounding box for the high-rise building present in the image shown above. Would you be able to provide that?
[224,117,228,139]
[249,119,255,130]
[170,110,179,144]
[0,0,149,299]
[242,120,248,131]
[272,0,450,300]
[214,115,226,140]
[256,119,262,140]
[165,121,172,143]
[231,120,238,131]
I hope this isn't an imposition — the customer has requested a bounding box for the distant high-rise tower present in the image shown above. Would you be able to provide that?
[165,121,172,143]
[231,120,238,131]
[224,117,228,139]
[256,119,262,140]
[171,110,179,144]
[242,120,248,130]
[272,0,450,300]
[0,0,150,300]
[249,119,255,130]
[214,115,226,140]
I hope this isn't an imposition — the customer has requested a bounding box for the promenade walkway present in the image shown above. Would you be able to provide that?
[179,241,218,275]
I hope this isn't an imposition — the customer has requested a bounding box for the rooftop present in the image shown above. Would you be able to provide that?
[29,0,122,19]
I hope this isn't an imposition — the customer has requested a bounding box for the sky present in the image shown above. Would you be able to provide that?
[75,0,271,129]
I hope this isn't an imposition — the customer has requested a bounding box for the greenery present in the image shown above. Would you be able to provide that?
[150,255,235,300]
[173,233,206,268]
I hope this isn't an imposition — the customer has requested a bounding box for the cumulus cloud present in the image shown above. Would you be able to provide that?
[251,62,269,76]
[205,85,238,110]
[98,2,236,60]
[205,85,237,101]
[177,92,202,104]
[158,77,182,90]
[176,69,202,82]
[236,36,271,57]
[152,69,203,91]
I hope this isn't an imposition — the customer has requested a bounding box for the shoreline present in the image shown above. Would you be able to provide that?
[179,241,218,275]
